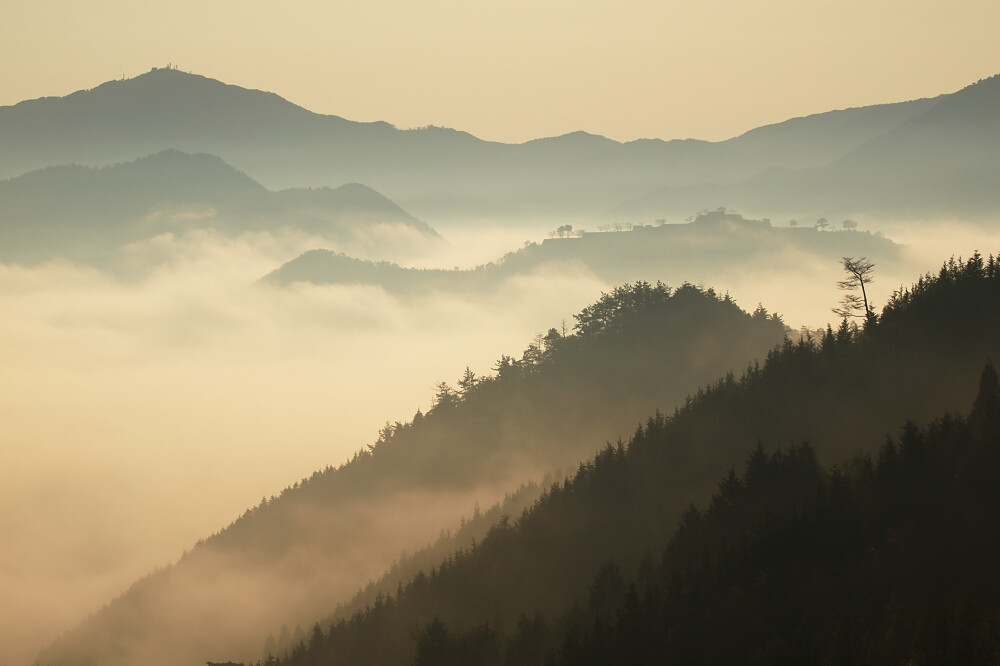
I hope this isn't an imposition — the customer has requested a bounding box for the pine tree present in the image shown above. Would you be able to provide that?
[969,361,1000,442]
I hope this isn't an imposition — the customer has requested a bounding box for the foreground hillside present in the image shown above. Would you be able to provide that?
[37,282,785,666]
[286,370,1000,666]
[38,253,1000,666]
[261,254,1000,666]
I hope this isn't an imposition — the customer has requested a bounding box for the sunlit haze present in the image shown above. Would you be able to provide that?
[2,0,999,142]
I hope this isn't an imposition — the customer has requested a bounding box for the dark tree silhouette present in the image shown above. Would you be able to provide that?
[970,360,1000,441]
[833,256,876,323]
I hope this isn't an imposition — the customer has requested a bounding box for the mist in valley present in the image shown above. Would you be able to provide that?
[0,224,609,665]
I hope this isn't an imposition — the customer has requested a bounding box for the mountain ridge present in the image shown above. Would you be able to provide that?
[36,281,788,666]
[0,149,437,265]
[0,68,962,218]
[261,211,904,297]
[250,253,1000,666]
[610,74,1000,223]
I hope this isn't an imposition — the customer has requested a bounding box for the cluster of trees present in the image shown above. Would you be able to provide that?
[248,253,1000,666]
[787,218,856,229]
[548,224,582,238]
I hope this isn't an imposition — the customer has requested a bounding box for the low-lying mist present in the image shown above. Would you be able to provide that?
[0,225,603,666]
[4,215,998,666]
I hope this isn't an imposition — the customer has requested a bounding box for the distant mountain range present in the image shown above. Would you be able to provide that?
[4,67,997,222]
[0,150,437,264]
[615,74,1000,223]
[262,211,903,294]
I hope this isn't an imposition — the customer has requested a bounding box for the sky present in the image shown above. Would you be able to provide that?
[2,0,999,143]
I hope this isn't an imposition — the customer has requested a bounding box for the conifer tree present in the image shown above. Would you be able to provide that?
[833,256,876,324]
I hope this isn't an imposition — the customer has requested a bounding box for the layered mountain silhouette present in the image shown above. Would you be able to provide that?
[281,358,1000,666]
[9,67,997,221]
[615,75,1000,223]
[13,67,1000,666]
[304,255,1000,665]
[262,211,903,295]
[38,253,1000,666]
[0,149,437,264]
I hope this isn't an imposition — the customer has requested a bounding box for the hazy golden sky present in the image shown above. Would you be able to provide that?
[3,0,998,143]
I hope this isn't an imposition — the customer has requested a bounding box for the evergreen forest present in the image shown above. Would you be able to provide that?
[233,254,1000,665]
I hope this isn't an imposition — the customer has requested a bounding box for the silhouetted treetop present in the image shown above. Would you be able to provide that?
[573,281,674,337]
[571,281,782,339]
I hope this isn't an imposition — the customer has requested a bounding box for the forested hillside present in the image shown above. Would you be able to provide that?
[259,254,1000,666]
[36,282,785,666]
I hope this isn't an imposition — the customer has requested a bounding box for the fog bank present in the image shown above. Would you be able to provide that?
[0,227,603,665]
[4,216,997,665]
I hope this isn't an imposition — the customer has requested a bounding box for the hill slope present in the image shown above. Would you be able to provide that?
[263,211,904,296]
[0,150,437,265]
[289,376,1000,666]
[37,282,786,666]
[258,253,1000,666]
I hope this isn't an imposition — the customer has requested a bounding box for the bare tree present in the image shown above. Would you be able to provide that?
[832,256,876,323]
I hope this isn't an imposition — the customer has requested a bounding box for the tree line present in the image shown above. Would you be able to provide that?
[249,253,1000,665]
